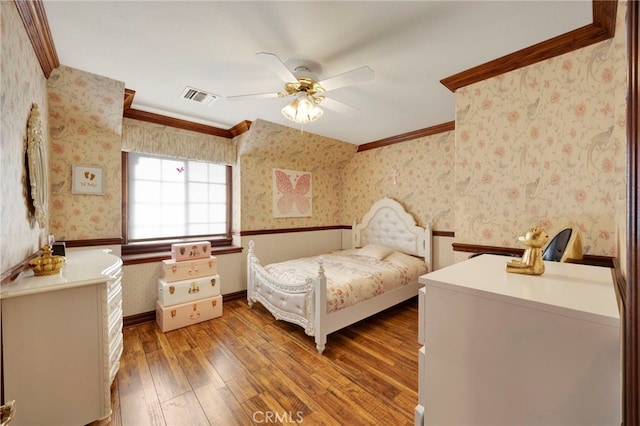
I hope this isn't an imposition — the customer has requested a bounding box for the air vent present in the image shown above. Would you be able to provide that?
[180,87,219,106]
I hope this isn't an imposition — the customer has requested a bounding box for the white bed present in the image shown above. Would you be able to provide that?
[246,198,432,354]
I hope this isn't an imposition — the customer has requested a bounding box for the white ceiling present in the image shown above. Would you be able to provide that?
[42,1,593,145]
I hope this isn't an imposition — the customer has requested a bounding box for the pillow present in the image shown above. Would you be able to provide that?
[358,244,395,260]
[332,248,360,256]
[385,251,426,267]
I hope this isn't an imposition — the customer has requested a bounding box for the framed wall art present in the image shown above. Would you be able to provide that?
[72,164,104,195]
[272,168,312,218]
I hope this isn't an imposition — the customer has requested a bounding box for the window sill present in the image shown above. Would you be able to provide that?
[122,245,243,265]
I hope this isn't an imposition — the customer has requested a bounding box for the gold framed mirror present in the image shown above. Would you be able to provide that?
[27,103,48,229]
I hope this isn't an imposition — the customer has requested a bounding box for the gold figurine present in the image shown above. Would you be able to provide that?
[506,226,549,275]
[28,245,66,276]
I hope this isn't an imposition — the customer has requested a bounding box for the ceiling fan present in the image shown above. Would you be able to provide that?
[227,52,374,124]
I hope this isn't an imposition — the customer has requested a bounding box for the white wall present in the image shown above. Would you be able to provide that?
[120,230,343,317]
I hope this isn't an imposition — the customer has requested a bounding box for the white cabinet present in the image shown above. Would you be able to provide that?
[1,249,123,426]
[416,254,621,426]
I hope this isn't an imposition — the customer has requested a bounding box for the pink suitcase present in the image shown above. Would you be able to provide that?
[161,256,217,282]
[156,295,222,332]
[171,241,211,261]
[157,275,220,307]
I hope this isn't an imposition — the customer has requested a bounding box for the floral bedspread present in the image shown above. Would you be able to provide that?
[264,250,428,313]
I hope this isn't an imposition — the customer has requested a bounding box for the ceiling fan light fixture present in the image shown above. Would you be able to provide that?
[281,93,323,124]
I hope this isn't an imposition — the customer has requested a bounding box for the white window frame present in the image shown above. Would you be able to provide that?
[123,152,231,249]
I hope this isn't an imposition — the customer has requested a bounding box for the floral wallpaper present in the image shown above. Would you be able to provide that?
[454,1,628,257]
[47,65,124,240]
[341,131,455,231]
[0,1,50,272]
[237,119,357,231]
[3,0,628,279]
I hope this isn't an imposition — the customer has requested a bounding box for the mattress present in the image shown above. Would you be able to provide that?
[263,247,428,313]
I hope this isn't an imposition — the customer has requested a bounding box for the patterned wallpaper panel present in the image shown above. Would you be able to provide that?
[238,119,357,231]
[454,1,628,256]
[47,66,125,240]
[1,2,50,272]
[238,119,357,168]
[341,131,455,231]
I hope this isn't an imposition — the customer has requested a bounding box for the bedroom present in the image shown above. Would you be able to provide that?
[1,0,638,424]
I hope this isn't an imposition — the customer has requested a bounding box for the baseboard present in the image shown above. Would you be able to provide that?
[221,290,248,302]
[122,290,248,328]
[123,311,156,328]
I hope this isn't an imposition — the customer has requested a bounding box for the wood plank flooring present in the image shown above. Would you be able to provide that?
[108,297,420,425]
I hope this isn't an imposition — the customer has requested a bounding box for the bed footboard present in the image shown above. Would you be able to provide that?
[247,241,328,352]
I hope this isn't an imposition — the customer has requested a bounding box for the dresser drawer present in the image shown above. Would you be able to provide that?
[418,287,426,345]
[107,285,122,317]
[107,272,122,295]
[108,312,123,347]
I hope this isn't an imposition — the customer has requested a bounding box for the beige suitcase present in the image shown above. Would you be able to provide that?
[156,295,222,332]
[161,256,217,282]
[170,241,211,261]
[157,274,220,307]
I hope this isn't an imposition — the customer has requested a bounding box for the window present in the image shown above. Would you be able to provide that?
[123,152,231,250]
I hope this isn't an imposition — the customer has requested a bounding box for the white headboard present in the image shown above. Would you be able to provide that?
[352,198,432,270]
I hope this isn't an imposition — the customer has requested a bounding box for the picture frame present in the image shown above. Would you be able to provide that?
[72,164,104,195]
[272,168,312,218]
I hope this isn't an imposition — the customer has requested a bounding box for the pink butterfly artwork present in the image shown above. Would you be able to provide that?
[274,169,312,217]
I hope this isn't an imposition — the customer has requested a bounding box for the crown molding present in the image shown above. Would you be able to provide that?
[122,90,251,138]
[14,0,59,78]
[440,0,618,92]
[358,121,455,152]
[123,88,136,111]
[123,108,251,139]
[228,120,253,138]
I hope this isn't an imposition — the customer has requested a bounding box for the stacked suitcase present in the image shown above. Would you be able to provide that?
[155,241,222,332]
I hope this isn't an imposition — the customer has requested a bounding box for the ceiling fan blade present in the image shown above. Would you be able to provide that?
[319,66,374,92]
[255,52,298,83]
[320,97,359,116]
[226,92,281,101]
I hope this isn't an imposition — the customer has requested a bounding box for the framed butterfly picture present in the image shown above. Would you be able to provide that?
[273,168,312,218]
[72,164,104,195]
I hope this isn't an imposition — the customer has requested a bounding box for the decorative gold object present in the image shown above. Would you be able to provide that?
[506,226,549,275]
[29,245,66,276]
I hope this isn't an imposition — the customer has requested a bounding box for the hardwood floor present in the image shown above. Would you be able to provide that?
[108,297,420,425]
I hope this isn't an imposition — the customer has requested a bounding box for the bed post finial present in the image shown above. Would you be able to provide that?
[248,240,255,253]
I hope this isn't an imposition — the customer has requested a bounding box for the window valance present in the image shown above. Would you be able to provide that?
[121,119,237,165]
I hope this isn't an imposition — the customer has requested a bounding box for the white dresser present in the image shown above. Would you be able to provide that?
[1,249,123,426]
[415,254,621,426]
